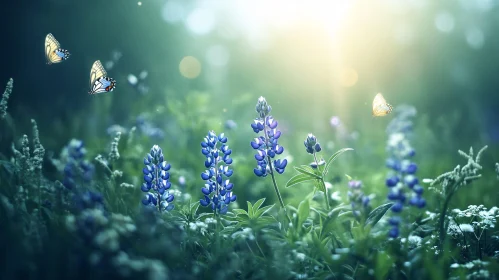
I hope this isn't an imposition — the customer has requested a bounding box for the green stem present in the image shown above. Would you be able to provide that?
[255,239,266,258]
[438,179,462,250]
[267,158,285,209]
[267,159,292,224]
[313,152,330,210]
[262,123,291,224]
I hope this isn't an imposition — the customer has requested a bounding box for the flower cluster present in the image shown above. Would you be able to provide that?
[0,78,13,119]
[304,134,322,155]
[199,131,236,214]
[385,105,425,238]
[250,96,287,177]
[346,179,371,217]
[62,139,95,190]
[141,145,174,212]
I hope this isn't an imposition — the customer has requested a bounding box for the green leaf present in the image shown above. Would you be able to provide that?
[254,204,275,218]
[197,212,214,220]
[297,199,310,228]
[294,166,322,179]
[256,216,277,226]
[233,209,249,216]
[375,251,394,280]
[323,148,354,177]
[252,198,266,212]
[365,202,393,227]
[285,173,316,188]
[190,202,200,216]
[247,201,254,218]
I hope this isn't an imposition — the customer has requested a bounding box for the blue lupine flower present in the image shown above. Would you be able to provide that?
[347,179,371,218]
[385,105,426,238]
[62,139,95,190]
[141,145,174,212]
[74,190,106,212]
[304,133,322,155]
[199,131,236,215]
[250,97,287,177]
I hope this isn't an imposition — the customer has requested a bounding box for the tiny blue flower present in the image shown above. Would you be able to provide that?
[403,162,418,174]
[385,176,400,187]
[391,202,403,213]
[404,175,419,188]
[388,216,401,226]
[274,159,288,174]
[388,226,399,238]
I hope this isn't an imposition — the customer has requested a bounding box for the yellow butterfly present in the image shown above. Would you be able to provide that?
[45,33,70,64]
[372,93,393,117]
[89,60,116,94]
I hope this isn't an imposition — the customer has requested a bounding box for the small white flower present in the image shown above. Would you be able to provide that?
[296,253,306,261]
[189,222,197,231]
[330,190,342,202]
[408,235,422,247]
[459,224,474,232]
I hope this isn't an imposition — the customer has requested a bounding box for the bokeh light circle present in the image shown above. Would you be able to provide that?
[179,56,202,79]
[339,68,358,87]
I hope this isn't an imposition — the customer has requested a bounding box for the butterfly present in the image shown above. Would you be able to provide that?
[88,60,116,95]
[372,93,393,117]
[45,33,70,64]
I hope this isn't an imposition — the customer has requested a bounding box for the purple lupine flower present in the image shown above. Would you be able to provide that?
[62,139,95,190]
[250,97,287,177]
[199,131,236,215]
[347,179,371,218]
[385,105,425,238]
[141,145,174,212]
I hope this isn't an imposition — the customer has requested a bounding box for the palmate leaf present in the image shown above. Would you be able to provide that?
[294,165,321,179]
[254,204,274,218]
[286,173,316,188]
[323,148,354,177]
[252,198,266,215]
[365,202,393,227]
[233,209,248,216]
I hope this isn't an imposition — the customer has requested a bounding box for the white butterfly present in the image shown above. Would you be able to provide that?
[372,93,393,117]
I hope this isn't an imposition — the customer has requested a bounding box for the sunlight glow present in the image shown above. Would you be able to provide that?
[231,0,355,38]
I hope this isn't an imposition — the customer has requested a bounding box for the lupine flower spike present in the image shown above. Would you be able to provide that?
[62,139,95,190]
[200,131,236,215]
[346,177,371,219]
[141,145,174,212]
[385,105,425,238]
[251,96,288,209]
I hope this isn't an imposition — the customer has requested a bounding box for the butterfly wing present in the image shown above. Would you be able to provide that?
[372,93,393,117]
[90,77,117,95]
[45,33,70,64]
[89,60,107,91]
[89,61,116,94]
